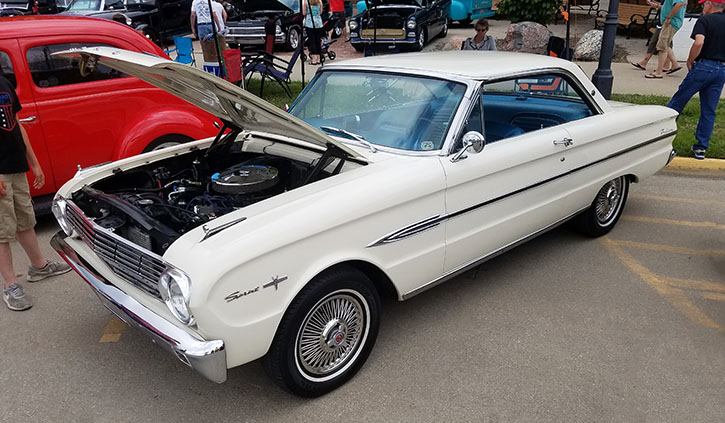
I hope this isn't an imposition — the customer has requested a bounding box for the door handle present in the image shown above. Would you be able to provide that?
[19,116,37,123]
[553,137,573,147]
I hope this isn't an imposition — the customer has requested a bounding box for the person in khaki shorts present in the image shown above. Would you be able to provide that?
[0,74,70,311]
[646,0,686,78]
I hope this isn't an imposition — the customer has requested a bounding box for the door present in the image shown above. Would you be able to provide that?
[440,77,579,273]
[18,35,150,192]
[0,40,55,196]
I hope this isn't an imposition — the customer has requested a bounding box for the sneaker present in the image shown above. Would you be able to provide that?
[691,146,706,160]
[3,283,32,311]
[27,259,71,282]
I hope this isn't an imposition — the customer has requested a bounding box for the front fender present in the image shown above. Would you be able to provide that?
[112,106,217,159]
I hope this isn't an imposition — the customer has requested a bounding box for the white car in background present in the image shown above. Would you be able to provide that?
[51,49,678,396]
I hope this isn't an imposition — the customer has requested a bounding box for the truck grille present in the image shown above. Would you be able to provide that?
[66,202,166,300]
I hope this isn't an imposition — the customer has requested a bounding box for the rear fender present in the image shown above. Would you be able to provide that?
[112,107,217,159]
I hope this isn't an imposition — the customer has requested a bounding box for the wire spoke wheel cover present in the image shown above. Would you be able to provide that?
[595,178,623,225]
[295,289,369,380]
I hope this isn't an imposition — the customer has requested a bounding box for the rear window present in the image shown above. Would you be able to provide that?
[26,43,128,88]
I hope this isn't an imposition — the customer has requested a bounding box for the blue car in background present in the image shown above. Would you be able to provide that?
[356,0,494,25]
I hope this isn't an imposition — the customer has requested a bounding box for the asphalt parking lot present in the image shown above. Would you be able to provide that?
[1,167,723,422]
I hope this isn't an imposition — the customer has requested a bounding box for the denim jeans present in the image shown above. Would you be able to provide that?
[197,23,214,41]
[667,59,725,151]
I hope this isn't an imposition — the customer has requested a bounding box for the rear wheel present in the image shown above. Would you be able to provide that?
[352,43,365,52]
[574,176,630,237]
[264,267,380,397]
[142,134,192,153]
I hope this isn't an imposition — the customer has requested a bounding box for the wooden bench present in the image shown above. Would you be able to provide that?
[595,3,655,38]
[568,0,600,15]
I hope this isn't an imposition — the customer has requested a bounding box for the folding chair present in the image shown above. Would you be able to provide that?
[165,36,196,66]
[242,45,302,98]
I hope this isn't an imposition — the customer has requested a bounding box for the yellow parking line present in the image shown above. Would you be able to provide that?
[602,237,720,329]
[609,239,725,257]
[661,277,725,293]
[99,317,126,343]
[622,215,725,230]
[702,292,725,302]
[631,194,725,208]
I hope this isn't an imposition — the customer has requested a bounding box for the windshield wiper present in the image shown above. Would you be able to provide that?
[320,126,377,153]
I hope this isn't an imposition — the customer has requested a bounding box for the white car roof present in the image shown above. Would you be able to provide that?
[324,51,586,81]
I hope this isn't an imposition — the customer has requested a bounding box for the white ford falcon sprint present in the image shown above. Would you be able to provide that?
[51,48,678,396]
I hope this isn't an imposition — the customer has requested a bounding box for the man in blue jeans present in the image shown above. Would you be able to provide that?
[667,0,725,160]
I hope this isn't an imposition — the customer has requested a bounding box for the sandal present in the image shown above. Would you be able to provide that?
[631,62,646,71]
[645,73,663,79]
[666,67,683,74]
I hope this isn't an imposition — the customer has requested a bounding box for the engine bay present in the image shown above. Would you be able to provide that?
[69,134,350,255]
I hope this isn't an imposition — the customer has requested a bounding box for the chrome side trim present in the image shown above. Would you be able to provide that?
[401,207,588,300]
[366,214,443,248]
[51,232,228,383]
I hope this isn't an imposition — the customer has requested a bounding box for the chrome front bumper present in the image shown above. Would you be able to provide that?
[51,232,227,383]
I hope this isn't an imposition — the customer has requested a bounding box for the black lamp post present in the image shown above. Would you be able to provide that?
[591,0,620,99]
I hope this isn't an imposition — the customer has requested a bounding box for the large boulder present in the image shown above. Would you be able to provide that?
[501,21,551,54]
[575,29,603,61]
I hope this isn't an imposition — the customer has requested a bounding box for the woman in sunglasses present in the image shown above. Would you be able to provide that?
[462,19,497,51]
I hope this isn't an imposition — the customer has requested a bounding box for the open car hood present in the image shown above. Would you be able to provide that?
[366,0,422,7]
[59,47,362,159]
[231,0,298,13]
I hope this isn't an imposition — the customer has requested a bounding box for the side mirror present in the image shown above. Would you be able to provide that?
[451,131,485,162]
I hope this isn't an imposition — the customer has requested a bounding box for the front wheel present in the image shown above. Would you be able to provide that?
[574,176,630,237]
[439,19,449,38]
[263,267,381,397]
[412,29,426,51]
[285,26,302,51]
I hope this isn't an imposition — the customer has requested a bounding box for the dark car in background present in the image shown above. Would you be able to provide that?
[350,0,450,52]
[225,0,303,51]
[0,0,60,16]
[60,0,126,16]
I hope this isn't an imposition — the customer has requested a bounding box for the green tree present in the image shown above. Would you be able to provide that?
[497,0,564,25]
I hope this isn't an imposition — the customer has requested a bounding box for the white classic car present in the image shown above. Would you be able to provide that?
[51,48,678,396]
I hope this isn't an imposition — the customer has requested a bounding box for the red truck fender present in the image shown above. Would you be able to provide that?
[112,105,218,159]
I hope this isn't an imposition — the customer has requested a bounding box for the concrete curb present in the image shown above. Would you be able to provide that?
[667,157,725,172]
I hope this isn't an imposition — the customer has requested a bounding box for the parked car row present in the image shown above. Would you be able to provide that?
[0,16,217,211]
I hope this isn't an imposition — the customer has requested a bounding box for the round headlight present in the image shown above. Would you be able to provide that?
[52,196,73,236]
[406,19,416,29]
[159,267,194,325]
[349,20,358,30]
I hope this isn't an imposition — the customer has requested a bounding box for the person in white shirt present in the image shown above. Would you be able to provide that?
[190,0,222,41]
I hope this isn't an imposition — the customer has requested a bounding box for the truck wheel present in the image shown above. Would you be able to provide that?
[264,266,381,397]
[574,176,630,237]
[285,26,302,51]
[142,135,193,153]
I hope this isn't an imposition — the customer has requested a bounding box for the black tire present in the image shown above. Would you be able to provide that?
[458,17,472,26]
[285,26,302,51]
[439,19,449,38]
[263,266,381,397]
[574,176,630,237]
[411,29,426,52]
[352,43,365,52]
[141,27,162,47]
[142,134,193,153]
[328,51,336,60]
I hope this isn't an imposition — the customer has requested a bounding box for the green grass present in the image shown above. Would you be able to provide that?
[246,80,722,159]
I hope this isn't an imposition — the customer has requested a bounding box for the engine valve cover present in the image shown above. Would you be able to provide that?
[211,164,280,194]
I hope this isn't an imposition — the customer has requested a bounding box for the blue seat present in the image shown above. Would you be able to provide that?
[165,36,196,66]
[484,121,525,142]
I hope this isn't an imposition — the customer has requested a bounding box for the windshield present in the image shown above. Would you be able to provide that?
[289,71,466,152]
[66,0,124,11]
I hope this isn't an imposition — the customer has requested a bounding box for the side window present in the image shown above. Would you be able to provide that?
[482,73,596,142]
[26,43,127,88]
[0,51,15,88]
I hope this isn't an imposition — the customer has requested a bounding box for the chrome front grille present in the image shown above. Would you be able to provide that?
[66,202,166,300]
